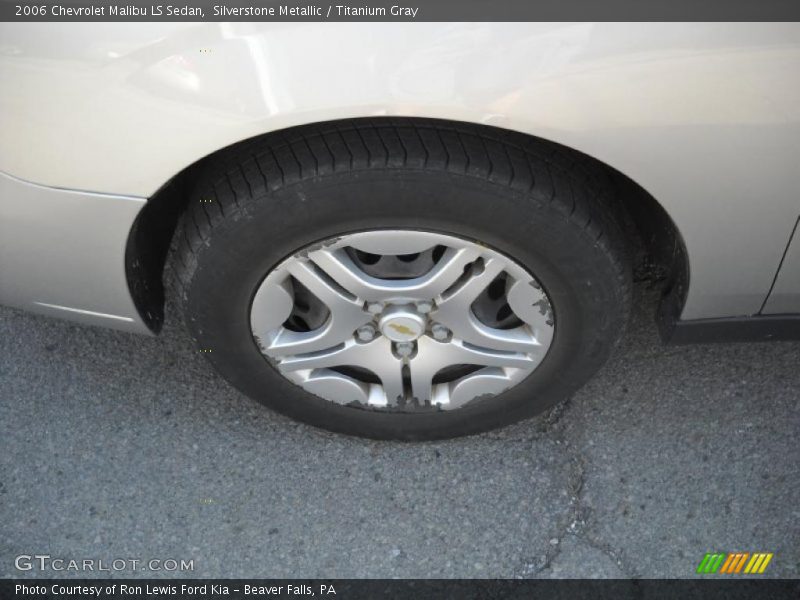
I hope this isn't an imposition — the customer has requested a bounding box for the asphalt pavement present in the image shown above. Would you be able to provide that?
[1,286,798,578]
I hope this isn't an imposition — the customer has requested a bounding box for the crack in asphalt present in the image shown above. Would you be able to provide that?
[512,398,582,577]
[513,397,637,578]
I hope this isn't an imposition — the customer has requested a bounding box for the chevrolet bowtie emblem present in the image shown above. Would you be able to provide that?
[388,323,416,336]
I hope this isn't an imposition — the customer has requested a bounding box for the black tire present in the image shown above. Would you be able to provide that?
[169,119,632,440]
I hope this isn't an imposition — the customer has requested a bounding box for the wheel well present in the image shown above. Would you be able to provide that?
[125,117,688,333]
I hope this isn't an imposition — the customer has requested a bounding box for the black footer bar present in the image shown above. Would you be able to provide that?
[3,579,800,600]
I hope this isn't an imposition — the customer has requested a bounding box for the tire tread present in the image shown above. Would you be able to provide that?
[169,118,632,347]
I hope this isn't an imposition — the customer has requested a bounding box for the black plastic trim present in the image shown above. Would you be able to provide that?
[661,314,800,344]
[124,174,189,333]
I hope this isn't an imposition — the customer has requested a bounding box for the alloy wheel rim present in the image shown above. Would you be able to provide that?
[250,230,555,411]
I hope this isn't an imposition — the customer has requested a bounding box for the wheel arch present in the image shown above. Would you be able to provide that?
[125,117,688,334]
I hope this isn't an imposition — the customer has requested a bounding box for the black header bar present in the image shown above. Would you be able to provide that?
[2,0,800,22]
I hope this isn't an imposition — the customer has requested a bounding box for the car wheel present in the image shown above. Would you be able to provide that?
[170,119,632,440]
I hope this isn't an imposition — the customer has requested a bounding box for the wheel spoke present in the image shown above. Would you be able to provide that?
[301,370,371,406]
[278,338,405,406]
[409,336,533,403]
[374,361,405,406]
[411,246,483,299]
[260,260,371,356]
[250,276,295,338]
[447,368,515,409]
[277,339,365,372]
[432,258,542,353]
[308,246,480,302]
[285,259,362,315]
[439,255,505,306]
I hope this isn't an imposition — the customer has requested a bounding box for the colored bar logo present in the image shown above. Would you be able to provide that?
[696,552,773,574]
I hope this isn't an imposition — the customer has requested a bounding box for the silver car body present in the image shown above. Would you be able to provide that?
[1,22,799,334]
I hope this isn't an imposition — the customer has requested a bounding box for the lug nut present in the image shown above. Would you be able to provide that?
[431,323,450,341]
[366,302,384,314]
[415,300,433,313]
[395,342,414,358]
[356,324,377,341]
